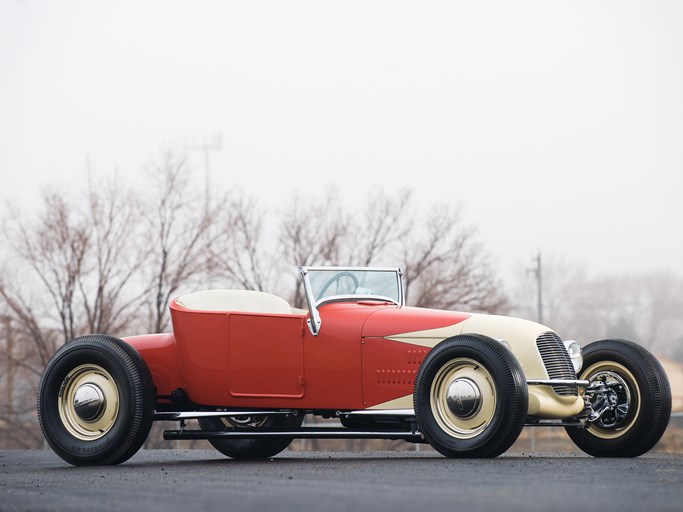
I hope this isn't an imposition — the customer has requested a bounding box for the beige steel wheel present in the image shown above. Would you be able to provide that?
[414,334,528,458]
[579,361,640,440]
[565,339,671,457]
[430,357,497,440]
[57,364,120,441]
[37,335,155,466]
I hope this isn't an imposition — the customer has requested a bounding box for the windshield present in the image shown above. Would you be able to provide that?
[299,266,403,336]
[304,267,403,305]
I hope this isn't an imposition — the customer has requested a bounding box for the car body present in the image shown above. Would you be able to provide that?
[37,266,672,465]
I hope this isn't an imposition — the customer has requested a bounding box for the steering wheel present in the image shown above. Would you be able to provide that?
[318,271,360,298]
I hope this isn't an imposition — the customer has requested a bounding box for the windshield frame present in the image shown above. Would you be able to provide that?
[299,266,404,336]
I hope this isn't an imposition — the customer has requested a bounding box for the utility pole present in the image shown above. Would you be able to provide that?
[531,251,543,325]
[527,252,543,451]
[187,133,223,213]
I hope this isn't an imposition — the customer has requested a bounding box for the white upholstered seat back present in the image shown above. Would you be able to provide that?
[175,289,292,314]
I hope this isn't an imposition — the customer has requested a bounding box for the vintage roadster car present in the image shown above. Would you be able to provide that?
[37,266,672,465]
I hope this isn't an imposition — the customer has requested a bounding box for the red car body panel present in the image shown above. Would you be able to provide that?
[124,333,182,399]
[125,300,471,410]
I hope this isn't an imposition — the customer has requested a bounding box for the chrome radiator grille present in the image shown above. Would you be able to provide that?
[536,332,577,396]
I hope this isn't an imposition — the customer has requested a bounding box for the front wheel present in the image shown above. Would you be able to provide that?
[565,339,671,457]
[37,335,156,465]
[414,334,528,458]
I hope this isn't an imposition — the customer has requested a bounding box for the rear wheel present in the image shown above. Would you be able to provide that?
[37,335,155,465]
[565,339,671,457]
[198,413,304,459]
[414,335,528,458]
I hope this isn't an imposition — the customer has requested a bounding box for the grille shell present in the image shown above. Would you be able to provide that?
[535,332,577,396]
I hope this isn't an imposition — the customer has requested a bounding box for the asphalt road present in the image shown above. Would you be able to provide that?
[1,450,682,512]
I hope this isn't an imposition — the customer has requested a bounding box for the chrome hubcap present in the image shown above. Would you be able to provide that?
[73,383,106,422]
[446,378,482,419]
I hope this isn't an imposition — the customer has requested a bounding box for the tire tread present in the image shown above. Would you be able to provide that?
[565,338,671,457]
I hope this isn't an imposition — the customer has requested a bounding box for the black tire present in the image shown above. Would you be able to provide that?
[414,334,528,458]
[198,413,304,459]
[565,339,671,457]
[37,334,155,466]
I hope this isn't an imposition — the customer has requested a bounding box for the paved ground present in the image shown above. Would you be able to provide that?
[1,450,682,512]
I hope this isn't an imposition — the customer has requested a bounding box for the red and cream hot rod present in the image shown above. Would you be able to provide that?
[37,266,672,465]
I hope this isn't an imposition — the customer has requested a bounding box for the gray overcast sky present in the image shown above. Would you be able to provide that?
[1,0,682,282]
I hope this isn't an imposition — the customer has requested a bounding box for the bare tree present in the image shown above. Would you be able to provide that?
[275,190,506,313]
[207,194,272,291]
[349,189,413,266]
[0,188,106,447]
[77,175,149,335]
[512,258,683,358]
[141,151,230,332]
[511,256,589,329]
[0,274,58,371]
[578,272,683,355]
[630,273,683,355]
[0,176,150,448]
[399,204,507,312]
[6,194,90,344]
[278,191,350,307]
[1,178,149,355]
